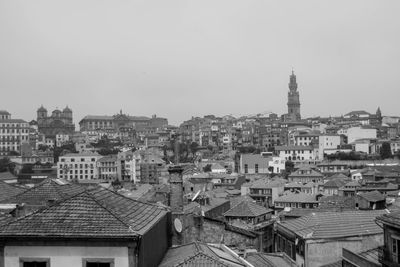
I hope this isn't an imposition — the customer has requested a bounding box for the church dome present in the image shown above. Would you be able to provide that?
[63,106,72,113]
[37,105,47,113]
[52,109,62,116]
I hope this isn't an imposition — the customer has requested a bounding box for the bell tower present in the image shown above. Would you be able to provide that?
[287,70,301,121]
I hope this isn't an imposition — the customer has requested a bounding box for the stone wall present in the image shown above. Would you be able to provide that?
[183,215,260,251]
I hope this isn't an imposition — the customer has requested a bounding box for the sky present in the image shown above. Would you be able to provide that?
[0,0,399,126]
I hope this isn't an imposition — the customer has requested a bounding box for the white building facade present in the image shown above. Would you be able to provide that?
[58,152,102,181]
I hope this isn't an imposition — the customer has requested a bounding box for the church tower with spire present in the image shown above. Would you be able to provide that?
[287,70,301,121]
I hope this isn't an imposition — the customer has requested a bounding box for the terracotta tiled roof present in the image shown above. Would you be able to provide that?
[320,261,342,267]
[0,187,168,238]
[289,169,323,178]
[326,173,349,180]
[275,192,318,203]
[0,181,25,202]
[323,179,347,188]
[159,242,245,267]
[358,191,385,202]
[175,253,230,267]
[224,200,272,218]
[344,181,361,187]
[0,179,86,206]
[278,210,387,239]
[250,178,286,189]
[0,172,17,181]
[245,252,296,267]
[376,211,400,228]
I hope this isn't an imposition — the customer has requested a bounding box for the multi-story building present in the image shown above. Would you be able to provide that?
[376,211,400,266]
[118,150,138,182]
[57,152,102,181]
[55,133,70,147]
[276,210,385,266]
[36,106,75,137]
[249,177,286,208]
[0,110,30,156]
[97,155,118,180]
[275,145,317,163]
[317,134,341,160]
[79,112,167,132]
[346,126,377,144]
[239,153,271,174]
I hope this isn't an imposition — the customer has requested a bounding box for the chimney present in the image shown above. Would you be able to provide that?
[168,165,185,246]
[168,165,184,213]
[14,203,26,218]
[174,135,180,165]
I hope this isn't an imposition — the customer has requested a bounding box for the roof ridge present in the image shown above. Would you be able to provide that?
[176,251,229,267]
[83,189,139,235]
[99,186,170,211]
[0,187,92,229]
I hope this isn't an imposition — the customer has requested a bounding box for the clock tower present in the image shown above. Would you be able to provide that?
[287,70,301,121]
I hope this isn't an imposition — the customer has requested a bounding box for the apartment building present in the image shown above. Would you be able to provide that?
[57,152,102,181]
[0,111,30,156]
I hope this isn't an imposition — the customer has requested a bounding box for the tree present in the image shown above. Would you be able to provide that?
[380,142,393,159]
[0,157,11,172]
[203,164,212,172]
[20,164,33,174]
[285,160,295,173]
[38,144,49,151]
[190,142,199,156]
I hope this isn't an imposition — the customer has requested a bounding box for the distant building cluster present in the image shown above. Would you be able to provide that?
[1,70,400,266]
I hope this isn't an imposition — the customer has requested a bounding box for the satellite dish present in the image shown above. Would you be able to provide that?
[174,218,182,233]
[192,190,201,201]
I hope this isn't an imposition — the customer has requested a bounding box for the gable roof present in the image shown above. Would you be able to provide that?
[175,253,230,267]
[159,242,245,267]
[376,211,400,228]
[0,187,168,238]
[0,171,17,181]
[277,210,387,239]
[323,179,347,188]
[250,178,286,189]
[358,191,385,202]
[275,192,318,203]
[0,181,25,202]
[327,173,349,180]
[0,179,86,206]
[224,200,272,218]
[289,169,323,178]
[245,252,296,267]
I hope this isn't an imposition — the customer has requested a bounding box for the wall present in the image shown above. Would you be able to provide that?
[184,216,260,251]
[139,214,170,267]
[318,135,341,160]
[4,246,129,267]
[306,234,383,267]
[347,127,377,144]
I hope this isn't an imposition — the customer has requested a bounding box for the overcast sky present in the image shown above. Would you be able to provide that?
[1,0,399,125]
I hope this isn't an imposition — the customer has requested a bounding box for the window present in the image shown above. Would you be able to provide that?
[255,164,259,174]
[392,237,400,263]
[20,258,50,267]
[83,258,114,267]
[244,164,248,174]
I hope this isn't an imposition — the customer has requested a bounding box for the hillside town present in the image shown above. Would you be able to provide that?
[0,71,400,266]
